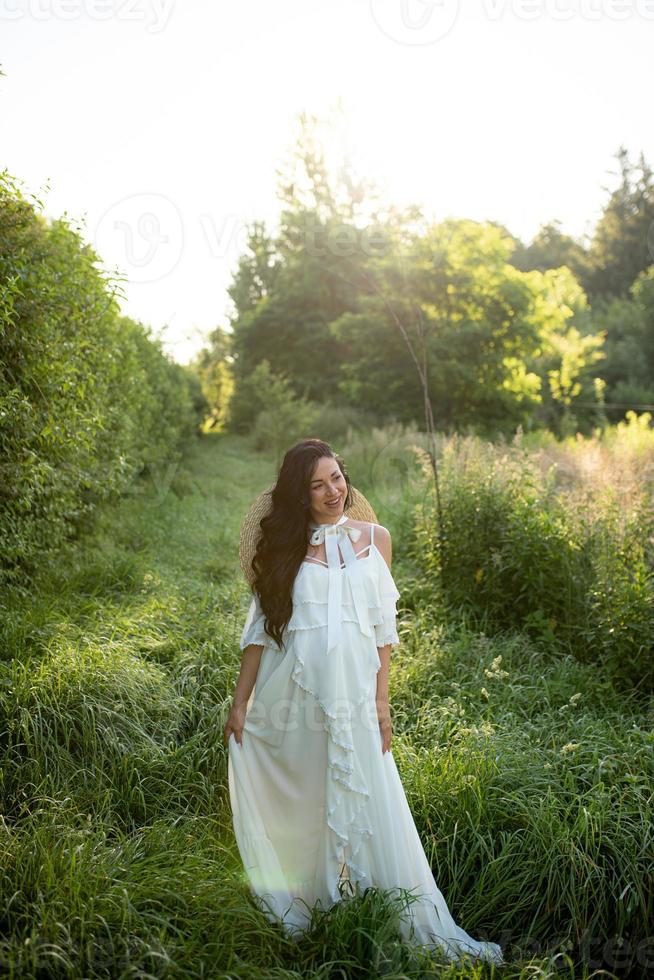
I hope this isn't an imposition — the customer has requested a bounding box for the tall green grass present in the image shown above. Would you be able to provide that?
[0,429,650,977]
[406,415,654,696]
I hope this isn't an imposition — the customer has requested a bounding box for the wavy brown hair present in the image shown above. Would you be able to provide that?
[250,438,353,651]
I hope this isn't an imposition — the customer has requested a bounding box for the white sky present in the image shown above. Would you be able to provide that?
[3,0,653,364]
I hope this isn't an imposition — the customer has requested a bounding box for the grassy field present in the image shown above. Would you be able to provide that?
[0,430,651,979]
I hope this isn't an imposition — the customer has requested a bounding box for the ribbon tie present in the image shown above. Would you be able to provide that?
[308,514,373,654]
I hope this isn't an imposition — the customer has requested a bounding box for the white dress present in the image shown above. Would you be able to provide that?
[228,521,504,965]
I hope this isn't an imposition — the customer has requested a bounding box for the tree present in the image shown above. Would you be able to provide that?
[587,146,654,300]
[226,221,281,317]
[226,104,402,431]
[189,325,234,431]
[590,265,654,421]
[511,219,591,289]
[248,360,321,466]
[331,220,603,438]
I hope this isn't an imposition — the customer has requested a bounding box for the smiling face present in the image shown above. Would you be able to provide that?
[308,455,347,524]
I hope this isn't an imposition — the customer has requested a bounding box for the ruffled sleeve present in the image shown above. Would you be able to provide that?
[374,554,402,648]
[239,591,269,650]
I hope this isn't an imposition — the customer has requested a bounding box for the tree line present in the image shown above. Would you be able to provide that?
[194,121,654,443]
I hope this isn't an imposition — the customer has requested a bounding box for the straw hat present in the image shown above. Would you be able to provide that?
[239,484,378,587]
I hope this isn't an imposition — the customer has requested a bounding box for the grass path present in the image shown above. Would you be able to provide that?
[1,433,647,978]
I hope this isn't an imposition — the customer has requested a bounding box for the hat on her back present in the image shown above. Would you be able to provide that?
[239,484,378,587]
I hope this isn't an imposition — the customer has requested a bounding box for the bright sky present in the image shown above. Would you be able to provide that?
[3,0,653,364]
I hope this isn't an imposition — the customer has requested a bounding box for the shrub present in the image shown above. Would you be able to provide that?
[415,433,654,693]
[0,169,206,587]
[247,360,320,464]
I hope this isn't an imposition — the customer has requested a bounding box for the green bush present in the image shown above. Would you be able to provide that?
[246,359,320,464]
[0,169,206,587]
[415,434,654,693]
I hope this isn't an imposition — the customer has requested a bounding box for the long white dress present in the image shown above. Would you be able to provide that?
[228,521,504,965]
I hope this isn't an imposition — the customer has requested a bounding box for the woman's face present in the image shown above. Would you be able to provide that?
[308,456,347,524]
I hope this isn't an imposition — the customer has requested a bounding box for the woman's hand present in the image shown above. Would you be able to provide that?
[224,644,264,748]
[376,697,392,754]
[224,700,247,747]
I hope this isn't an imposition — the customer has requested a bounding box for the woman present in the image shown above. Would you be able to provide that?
[224,438,504,965]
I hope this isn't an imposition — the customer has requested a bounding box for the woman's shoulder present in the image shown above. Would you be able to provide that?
[345,517,390,536]
[345,519,392,570]
[372,524,392,571]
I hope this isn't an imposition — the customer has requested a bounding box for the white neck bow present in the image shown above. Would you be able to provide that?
[306,514,372,653]
[309,513,362,547]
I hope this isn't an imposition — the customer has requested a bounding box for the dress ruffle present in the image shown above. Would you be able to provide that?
[288,551,400,902]
[238,591,270,649]
[289,623,379,902]
[238,546,400,906]
[239,544,401,652]
[230,538,504,965]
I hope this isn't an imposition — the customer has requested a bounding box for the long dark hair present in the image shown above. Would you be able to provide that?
[250,438,353,651]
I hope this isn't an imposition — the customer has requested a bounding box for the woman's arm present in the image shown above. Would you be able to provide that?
[233,643,264,706]
[376,643,391,701]
[223,643,264,746]
[376,643,392,754]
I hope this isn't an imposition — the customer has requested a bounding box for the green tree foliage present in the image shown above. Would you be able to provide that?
[522,267,605,436]
[219,109,607,440]
[590,265,654,421]
[248,359,321,467]
[510,218,591,287]
[0,169,205,587]
[225,108,424,433]
[513,147,654,308]
[586,145,654,300]
[227,219,281,317]
[190,325,234,431]
[205,118,654,439]
[331,221,605,438]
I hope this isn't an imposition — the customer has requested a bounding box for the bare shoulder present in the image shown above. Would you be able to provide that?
[344,518,392,567]
[371,522,392,570]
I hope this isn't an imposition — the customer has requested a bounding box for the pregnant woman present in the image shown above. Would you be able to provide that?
[225,437,504,965]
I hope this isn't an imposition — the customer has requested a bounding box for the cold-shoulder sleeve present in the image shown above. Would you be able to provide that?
[374,554,401,648]
[239,592,269,650]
